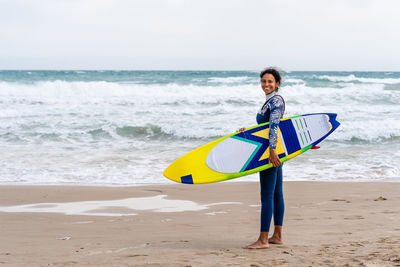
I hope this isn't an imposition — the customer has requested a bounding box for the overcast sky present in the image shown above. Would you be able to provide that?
[1,0,399,71]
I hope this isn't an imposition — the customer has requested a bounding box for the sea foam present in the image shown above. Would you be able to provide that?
[0,71,399,185]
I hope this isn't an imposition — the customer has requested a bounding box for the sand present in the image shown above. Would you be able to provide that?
[0,182,399,266]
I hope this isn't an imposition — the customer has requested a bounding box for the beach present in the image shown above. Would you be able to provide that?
[1,181,399,266]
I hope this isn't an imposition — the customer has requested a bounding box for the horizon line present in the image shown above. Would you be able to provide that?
[1,69,399,72]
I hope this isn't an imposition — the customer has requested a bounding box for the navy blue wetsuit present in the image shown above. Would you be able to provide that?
[256,94,285,232]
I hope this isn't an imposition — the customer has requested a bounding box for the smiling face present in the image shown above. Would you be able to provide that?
[260,73,280,95]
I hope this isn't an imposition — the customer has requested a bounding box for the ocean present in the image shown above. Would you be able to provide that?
[0,70,399,185]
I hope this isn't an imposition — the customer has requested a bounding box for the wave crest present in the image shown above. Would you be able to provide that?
[315,74,400,84]
[115,125,181,140]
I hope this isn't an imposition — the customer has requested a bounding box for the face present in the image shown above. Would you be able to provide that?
[261,73,280,95]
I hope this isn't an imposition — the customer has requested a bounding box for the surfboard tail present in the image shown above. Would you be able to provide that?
[328,113,341,133]
[311,113,340,147]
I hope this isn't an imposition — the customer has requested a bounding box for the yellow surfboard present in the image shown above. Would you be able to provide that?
[164,113,340,184]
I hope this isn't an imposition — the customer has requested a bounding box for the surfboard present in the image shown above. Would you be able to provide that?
[163,113,340,184]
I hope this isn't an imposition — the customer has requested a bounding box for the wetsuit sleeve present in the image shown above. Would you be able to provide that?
[269,96,284,149]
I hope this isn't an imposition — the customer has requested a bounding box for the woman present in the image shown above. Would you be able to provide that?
[242,68,285,249]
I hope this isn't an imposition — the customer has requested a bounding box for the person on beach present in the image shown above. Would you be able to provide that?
[241,68,285,249]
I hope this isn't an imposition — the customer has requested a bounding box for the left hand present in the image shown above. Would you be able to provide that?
[269,148,282,167]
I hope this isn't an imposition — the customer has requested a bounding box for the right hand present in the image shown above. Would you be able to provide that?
[269,148,282,167]
[238,127,246,133]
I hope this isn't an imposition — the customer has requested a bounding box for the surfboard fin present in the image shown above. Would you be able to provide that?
[311,145,320,149]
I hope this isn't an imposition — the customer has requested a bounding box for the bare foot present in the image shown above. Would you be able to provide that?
[268,237,283,244]
[243,240,269,249]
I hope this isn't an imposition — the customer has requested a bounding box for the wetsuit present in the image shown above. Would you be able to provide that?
[256,93,285,232]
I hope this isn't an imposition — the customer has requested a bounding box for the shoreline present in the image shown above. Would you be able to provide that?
[1,181,399,266]
[1,178,399,188]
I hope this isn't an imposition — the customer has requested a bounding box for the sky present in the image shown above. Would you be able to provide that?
[1,0,399,71]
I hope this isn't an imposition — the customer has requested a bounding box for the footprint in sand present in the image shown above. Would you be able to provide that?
[377,237,399,244]
[388,255,400,263]
[344,215,364,220]
[282,250,294,255]
[125,254,148,258]
[53,261,79,265]
[330,199,351,203]
[144,189,163,193]
[196,251,221,256]
[349,242,364,247]
[381,210,395,214]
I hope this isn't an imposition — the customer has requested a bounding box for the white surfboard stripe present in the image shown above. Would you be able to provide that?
[279,130,288,156]
[206,137,259,173]
[293,115,331,148]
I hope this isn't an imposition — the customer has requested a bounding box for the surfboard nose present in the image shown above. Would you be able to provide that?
[163,163,181,183]
[163,158,195,184]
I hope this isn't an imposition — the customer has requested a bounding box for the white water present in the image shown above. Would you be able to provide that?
[0,71,399,185]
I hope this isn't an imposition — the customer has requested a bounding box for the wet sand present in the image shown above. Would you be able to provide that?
[0,182,399,266]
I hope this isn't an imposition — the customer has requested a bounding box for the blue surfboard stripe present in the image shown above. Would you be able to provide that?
[279,120,301,154]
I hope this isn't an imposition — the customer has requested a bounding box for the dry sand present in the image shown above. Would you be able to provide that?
[0,182,399,266]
